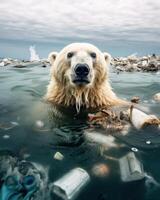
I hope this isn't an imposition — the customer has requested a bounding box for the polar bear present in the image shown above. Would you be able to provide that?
[46,43,127,113]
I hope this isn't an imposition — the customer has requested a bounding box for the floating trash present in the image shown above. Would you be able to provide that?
[145,173,160,189]
[84,131,118,150]
[54,152,64,161]
[0,61,5,67]
[153,93,160,102]
[131,147,138,152]
[53,168,90,200]
[146,140,151,145]
[35,120,44,128]
[119,152,145,182]
[92,163,109,178]
[3,135,10,139]
[0,152,17,181]
[0,122,18,131]
[130,106,160,129]
[11,121,19,126]
[88,108,130,134]
[23,153,31,159]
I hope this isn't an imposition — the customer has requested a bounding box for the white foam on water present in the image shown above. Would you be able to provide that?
[29,45,40,61]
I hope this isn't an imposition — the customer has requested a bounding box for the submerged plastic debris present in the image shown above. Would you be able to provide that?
[146,140,151,145]
[0,175,38,200]
[35,120,44,128]
[54,152,64,161]
[53,168,90,200]
[145,173,160,190]
[0,122,18,131]
[0,152,49,200]
[10,122,19,126]
[131,147,138,152]
[84,131,118,149]
[92,163,109,178]
[2,135,10,139]
[153,93,160,102]
[119,152,145,182]
[0,62,5,67]
[0,152,17,182]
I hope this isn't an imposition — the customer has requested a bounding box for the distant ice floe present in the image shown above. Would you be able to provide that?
[29,45,40,61]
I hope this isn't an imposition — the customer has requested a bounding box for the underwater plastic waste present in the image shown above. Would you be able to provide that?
[54,152,64,161]
[0,151,49,200]
[0,122,18,131]
[119,152,145,182]
[0,175,23,200]
[145,173,160,189]
[153,93,160,102]
[35,120,44,128]
[92,163,109,177]
[0,62,5,67]
[2,135,10,139]
[146,140,151,145]
[53,168,90,200]
[23,175,38,200]
[130,106,160,129]
[84,131,118,149]
[0,153,16,182]
[131,147,138,152]
[0,175,38,200]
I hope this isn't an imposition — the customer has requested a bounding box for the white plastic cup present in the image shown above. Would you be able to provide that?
[130,106,160,129]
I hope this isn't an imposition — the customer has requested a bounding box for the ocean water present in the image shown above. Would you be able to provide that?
[0,63,160,200]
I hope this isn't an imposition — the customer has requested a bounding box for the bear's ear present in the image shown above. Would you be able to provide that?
[103,52,111,64]
[48,52,58,65]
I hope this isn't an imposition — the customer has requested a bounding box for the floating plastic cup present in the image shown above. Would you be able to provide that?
[119,152,145,182]
[130,106,160,129]
[53,168,90,200]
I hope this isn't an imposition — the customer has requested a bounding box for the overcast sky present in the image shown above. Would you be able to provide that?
[0,0,160,58]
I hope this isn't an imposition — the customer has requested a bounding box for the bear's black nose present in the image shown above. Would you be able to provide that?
[75,64,90,77]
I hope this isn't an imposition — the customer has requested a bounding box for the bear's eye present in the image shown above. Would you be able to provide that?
[67,52,74,59]
[90,52,96,59]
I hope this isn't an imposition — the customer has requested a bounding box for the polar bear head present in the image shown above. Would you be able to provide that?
[49,43,111,88]
[46,43,125,112]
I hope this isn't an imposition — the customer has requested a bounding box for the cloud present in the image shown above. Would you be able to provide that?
[0,0,160,43]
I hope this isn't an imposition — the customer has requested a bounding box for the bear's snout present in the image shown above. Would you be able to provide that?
[75,63,90,77]
[71,63,91,86]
